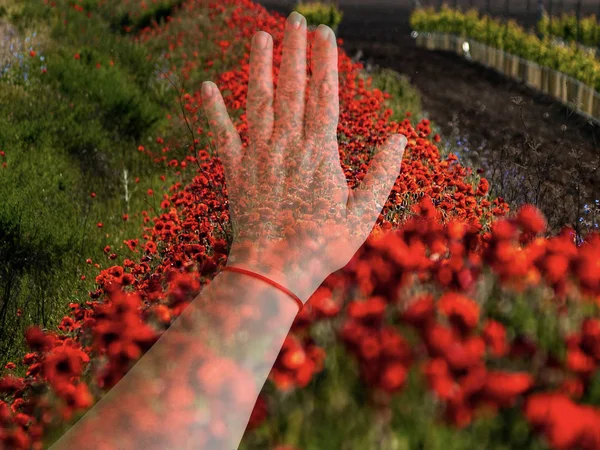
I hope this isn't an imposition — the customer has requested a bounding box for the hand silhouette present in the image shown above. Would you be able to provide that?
[201,11,407,303]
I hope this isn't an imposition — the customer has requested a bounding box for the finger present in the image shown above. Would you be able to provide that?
[302,24,339,176]
[247,31,274,148]
[346,134,407,238]
[273,11,307,144]
[313,148,348,208]
[305,25,339,144]
[303,31,319,139]
[201,81,243,180]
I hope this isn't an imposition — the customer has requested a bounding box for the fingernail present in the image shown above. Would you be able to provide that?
[399,134,407,148]
[255,32,269,49]
[202,81,214,98]
[288,12,304,29]
[317,25,331,42]
[395,134,408,151]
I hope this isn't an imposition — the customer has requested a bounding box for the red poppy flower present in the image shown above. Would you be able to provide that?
[483,371,533,407]
[516,205,547,235]
[145,241,157,254]
[401,293,435,327]
[42,346,89,390]
[581,318,600,360]
[379,362,407,393]
[482,320,508,357]
[24,326,53,352]
[566,348,596,375]
[444,336,485,371]
[437,292,480,331]
[1,427,31,449]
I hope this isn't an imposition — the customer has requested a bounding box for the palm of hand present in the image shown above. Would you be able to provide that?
[201,12,407,303]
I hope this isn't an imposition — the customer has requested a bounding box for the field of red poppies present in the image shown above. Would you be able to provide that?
[1,0,600,449]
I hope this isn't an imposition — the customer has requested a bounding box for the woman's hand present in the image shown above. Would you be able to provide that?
[201,11,407,303]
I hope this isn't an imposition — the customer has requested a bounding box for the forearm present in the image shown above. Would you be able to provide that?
[48,269,300,450]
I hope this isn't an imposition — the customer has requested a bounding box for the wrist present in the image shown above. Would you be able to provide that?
[221,265,304,312]
[225,241,324,304]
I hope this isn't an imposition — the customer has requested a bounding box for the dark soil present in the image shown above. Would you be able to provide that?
[255,0,600,236]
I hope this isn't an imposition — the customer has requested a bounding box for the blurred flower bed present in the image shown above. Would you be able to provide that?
[0,0,599,449]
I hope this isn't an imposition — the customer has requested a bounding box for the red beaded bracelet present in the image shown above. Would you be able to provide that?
[220,266,304,312]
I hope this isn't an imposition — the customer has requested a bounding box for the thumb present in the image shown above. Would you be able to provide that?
[346,134,407,236]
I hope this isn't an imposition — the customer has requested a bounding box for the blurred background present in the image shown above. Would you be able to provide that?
[259,0,600,238]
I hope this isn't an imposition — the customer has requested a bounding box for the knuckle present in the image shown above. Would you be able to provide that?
[277,82,304,101]
[215,127,232,146]
[247,90,272,111]
[317,76,334,100]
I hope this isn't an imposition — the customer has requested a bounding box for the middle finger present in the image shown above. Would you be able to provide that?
[273,12,307,145]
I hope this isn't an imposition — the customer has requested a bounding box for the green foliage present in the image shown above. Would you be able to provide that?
[0,99,85,364]
[294,1,343,32]
[108,0,185,35]
[365,67,423,123]
[0,0,176,366]
[239,342,551,449]
[538,12,600,48]
[0,0,240,368]
[388,373,550,450]
[45,48,161,143]
[411,6,600,92]
[585,371,600,406]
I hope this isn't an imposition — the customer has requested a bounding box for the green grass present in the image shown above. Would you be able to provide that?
[0,0,209,369]
[364,67,423,123]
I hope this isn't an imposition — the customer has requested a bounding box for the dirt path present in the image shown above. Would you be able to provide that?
[255,0,600,234]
